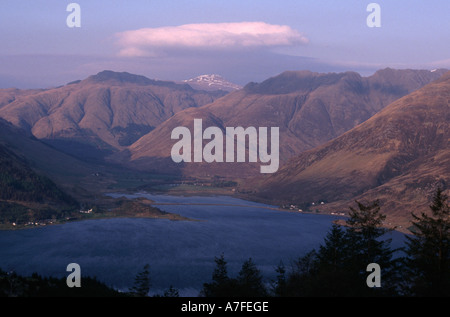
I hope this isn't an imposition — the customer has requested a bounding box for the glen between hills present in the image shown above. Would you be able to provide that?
[0,117,188,228]
[0,68,448,229]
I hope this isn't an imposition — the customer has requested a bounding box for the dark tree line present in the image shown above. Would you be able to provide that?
[201,188,450,297]
[0,146,76,205]
[201,256,267,297]
[0,145,79,224]
[131,188,448,297]
[403,188,450,296]
[0,270,122,297]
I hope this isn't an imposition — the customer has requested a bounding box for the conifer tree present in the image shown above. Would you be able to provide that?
[129,264,151,297]
[312,224,359,296]
[283,250,317,296]
[316,224,351,272]
[162,285,179,297]
[271,261,287,297]
[284,201,399,296]
[201,254,236,297]
[346,200,393,266]
[345,200,399,295]
[404,188,450,296]
[235,258,267,297]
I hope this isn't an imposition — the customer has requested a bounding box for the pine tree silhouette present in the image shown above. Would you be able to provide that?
[129,264,151,297]
[404,188,450,296]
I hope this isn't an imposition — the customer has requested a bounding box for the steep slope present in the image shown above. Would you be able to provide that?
[0,142,79,225]
[125,68,447,177]
[0,118,95,184]
[250,71,450,227]
[0,71,227,161]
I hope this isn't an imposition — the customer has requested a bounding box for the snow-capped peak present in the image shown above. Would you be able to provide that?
[183,74,242,92]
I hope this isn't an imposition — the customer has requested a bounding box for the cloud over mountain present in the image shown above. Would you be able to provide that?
[115,22,308,57]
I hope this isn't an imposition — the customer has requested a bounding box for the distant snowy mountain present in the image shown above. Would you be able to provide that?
[183,74,242,92]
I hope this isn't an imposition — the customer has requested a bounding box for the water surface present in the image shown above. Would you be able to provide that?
[0,194,404,296]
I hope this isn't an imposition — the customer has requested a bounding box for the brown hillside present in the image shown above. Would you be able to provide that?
[125,69,447,177]
[249,71,450,229]
[0,71,226,160]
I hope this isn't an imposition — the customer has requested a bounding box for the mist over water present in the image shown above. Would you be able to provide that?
[0,194,406,296]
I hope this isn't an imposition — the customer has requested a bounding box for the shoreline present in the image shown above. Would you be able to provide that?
[3,190,410,235]
[108,190,346,218]
[0,190,337,231]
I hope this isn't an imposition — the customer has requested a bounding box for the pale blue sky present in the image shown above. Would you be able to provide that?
[0,0,449,88]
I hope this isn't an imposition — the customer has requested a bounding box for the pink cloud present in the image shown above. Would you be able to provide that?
[115,22,308,56]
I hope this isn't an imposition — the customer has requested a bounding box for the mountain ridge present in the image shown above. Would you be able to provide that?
[124,68,448,177]
[247,70,450,228]
[0,71,228,160]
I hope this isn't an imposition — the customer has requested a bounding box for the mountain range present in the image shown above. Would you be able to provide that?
[0,68,449,228]
[0,71,227,161]
[248,71,450,228]
[123,68,448,177]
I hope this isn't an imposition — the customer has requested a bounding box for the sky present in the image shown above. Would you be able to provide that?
[0,0,449,88]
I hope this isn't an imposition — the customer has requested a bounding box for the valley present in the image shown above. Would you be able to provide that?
[0,68,449,233]
[2,2,449,299]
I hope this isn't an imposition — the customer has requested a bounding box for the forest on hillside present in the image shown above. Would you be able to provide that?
[0,145,79,224]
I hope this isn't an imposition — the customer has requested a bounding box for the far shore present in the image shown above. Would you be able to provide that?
[2,190,411,235]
